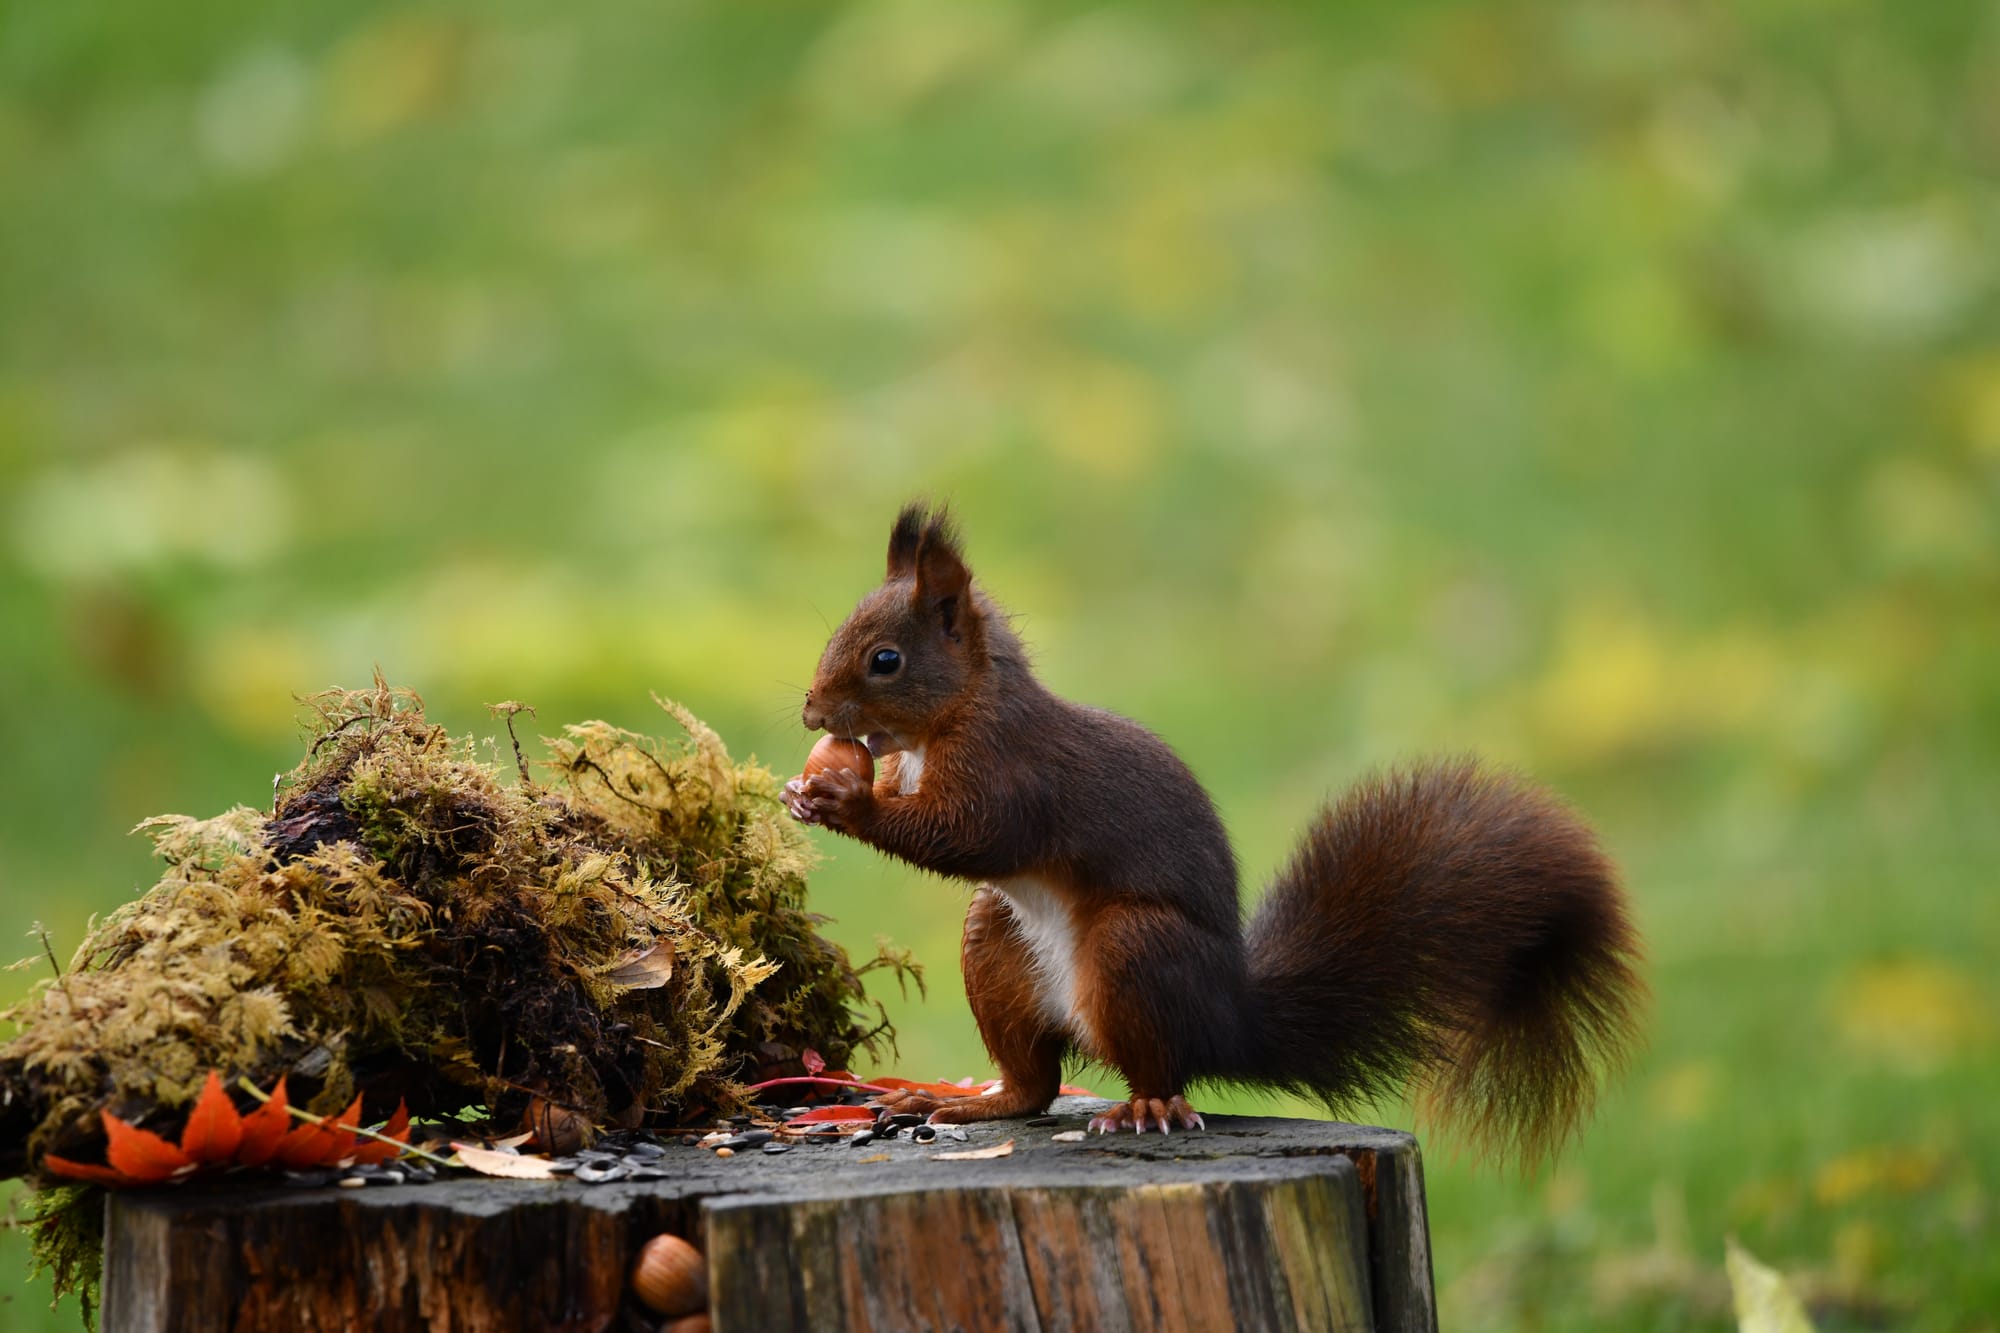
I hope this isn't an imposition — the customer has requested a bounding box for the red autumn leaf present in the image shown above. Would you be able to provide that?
[177,1070,245,1165]
[273,1093,363,1169]
[871,1077,984,1099]
[102,1110,193,1183]
[235,1076,291,1167]
[349,1100,411,1166]
[1058,1083,1095,1097]
[788,1105,877,1125]
[41,1155,135,1187]
[801,1047,826,1075]
[744,1071,891,1097]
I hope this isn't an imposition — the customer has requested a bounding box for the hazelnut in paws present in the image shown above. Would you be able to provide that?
[784,738,874,828]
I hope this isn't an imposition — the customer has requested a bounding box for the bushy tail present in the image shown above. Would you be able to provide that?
[1240,758,1644,1166]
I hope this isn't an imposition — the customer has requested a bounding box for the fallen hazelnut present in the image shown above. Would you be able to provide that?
[631,1233,708,1317]
[519,1096,592,1155]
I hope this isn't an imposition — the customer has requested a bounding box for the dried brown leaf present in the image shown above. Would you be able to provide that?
[604,941,675,989]
[932,1139,1014,1161]
[451,1144,557,1179]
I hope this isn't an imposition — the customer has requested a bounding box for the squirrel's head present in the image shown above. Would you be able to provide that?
[802,503,985,756]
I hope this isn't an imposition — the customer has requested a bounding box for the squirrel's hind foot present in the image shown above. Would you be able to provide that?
[922,1084,1051,1125]
[1089,1095,1205,1135]
[870,1089,950,1117]
[873,1084,1053,1125]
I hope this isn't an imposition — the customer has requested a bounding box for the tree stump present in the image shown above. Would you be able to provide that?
[100,1098,1436,1332]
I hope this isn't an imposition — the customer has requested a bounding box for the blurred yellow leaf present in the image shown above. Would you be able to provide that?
[1532,601,1788,762]
[192,625,318,742]
[323,14,467,144]
[1647,1059,1718,1126]
[1832,959,1993,1074]
[801,0,1019,121]
[1035,359,1164,481]
[1725,1237,1816,1333]
[1812,1145,1942,1207]
[1831,1220,1884,1283]
[1937,351,2000,460]
[1533,603,1674,760]
[1860,457,1992,576]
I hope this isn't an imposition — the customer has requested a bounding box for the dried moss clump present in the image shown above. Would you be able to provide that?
[1,682,916,1178]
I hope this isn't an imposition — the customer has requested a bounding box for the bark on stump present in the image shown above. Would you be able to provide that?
[100,1098,1436,1332]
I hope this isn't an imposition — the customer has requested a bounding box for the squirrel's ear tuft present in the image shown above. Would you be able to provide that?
[887,502,928,578]
[912,506,975,639]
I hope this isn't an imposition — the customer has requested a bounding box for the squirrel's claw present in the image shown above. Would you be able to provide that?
[781,778,823,825]
[1088,1095,1205,1135]
[786,769,871,830]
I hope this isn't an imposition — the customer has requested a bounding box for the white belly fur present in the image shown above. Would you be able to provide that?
[896,744,925,795]
[993,875,1093,1049]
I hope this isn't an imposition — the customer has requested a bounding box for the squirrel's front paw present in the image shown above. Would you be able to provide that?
[785,767,872,831]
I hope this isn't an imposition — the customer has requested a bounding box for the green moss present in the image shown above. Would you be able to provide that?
[1,681,919,1311]
[21,1185,101,1329]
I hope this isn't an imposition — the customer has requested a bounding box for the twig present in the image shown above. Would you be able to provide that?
[567,754,675,814]
[233,1077,454,1168]
[487,701,538,786]
[30,923,73,1009]
[744,1074,894,1096]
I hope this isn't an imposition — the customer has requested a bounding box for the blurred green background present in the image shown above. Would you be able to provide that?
[3,0,1996,1328]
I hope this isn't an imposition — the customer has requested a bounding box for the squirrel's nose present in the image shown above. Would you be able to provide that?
[801,694,824,731]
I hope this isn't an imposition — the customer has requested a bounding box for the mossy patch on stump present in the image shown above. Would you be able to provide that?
[1,681,918,1319]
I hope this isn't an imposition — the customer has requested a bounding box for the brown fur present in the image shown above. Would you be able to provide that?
[790,503,1645,1165]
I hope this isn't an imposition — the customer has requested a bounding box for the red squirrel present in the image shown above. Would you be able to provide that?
[783,504,1643,1158]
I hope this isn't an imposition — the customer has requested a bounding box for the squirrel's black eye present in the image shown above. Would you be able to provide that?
[869,648,902,676]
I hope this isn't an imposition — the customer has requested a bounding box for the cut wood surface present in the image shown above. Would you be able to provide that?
[101,1097,1436,1333]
